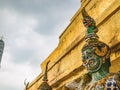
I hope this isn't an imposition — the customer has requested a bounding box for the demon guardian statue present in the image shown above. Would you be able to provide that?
[65,8,120,90]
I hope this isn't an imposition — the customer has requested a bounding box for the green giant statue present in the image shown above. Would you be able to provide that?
[65,8,120,90]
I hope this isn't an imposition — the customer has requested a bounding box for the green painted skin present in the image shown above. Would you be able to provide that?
[82,47,109,82]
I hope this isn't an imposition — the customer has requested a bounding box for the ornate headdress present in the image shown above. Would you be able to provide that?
[81,8,111,73]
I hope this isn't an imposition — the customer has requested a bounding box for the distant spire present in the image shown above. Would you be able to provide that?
[42,61,49,81]
[0,36,4,68]
[38,61,52,90]
[24,79,29,90]
[0,35,3,40]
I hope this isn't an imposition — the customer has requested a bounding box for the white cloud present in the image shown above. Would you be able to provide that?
[0,8,41,90]
[0,8,60,90]
[0,51,40,89]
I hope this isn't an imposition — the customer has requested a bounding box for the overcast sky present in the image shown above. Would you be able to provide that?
[0,0,80,90]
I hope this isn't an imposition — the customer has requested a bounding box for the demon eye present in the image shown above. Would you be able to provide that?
[83,60,87,65]
[89,60,94,64]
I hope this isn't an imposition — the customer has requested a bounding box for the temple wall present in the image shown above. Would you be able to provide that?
[27,0,120,90]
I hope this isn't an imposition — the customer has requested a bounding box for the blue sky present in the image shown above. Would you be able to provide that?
[0,0,80,90]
